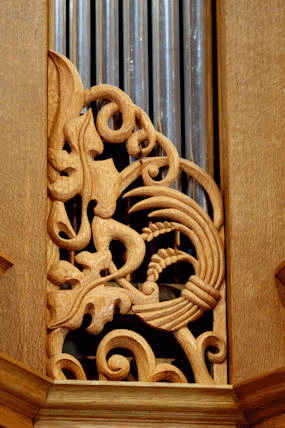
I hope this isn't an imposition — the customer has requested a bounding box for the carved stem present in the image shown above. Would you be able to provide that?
[174,327,214,384]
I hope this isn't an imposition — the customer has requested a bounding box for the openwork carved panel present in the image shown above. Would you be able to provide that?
[47,51,226,384]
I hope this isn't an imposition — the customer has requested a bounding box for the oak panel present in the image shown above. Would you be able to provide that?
[0,1,47,373]
[217,0,285,383]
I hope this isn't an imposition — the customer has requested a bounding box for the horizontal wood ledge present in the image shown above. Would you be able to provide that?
[2,353,285,426]
[38,381,243,426]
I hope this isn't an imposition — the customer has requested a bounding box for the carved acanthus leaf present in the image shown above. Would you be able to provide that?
[46,50,227,385]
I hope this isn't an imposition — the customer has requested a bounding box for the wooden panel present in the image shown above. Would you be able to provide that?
[217,0,285,383]
[0,1,47,373]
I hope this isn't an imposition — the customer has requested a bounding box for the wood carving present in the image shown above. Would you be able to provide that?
[47,50,226,384]
[275,260,285,308]
[0,251,13,278]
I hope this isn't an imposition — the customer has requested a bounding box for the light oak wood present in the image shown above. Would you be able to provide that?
[0,0,47,374]
[36,381,245,428]
[217,0,285,383]
[47,51,227,384]
[2,350,285,428]
[0,353,246,428]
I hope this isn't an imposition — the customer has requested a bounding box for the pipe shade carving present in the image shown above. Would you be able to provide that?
[47,50,226,384]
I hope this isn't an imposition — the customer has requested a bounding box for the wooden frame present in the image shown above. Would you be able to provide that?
[1,352,285,427]
[0,0,47,374]
[1,0,285,426]
[0,353,246,427]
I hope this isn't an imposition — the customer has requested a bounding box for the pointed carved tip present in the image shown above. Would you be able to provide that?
[0,251,14,278]
[275,260,285,285]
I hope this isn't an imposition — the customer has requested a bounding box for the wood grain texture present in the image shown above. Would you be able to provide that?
[4,351,285,427]
[217,0,285,383]
[0,352,245,428]
[0,1,47,373]
[0,405,34,428]
[36,381,246,427]
[46,51,227,384]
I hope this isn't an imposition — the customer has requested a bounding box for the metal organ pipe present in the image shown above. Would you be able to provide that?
[75,0,91,89]
[53,0,66,55]
[123,0,149,114]
[95,0,119,86]
[183,0,214,205]
[50,1,214,205]
[152,0,181,158]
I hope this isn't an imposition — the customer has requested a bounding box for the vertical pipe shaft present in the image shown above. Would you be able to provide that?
[53,0,66,55]
[69,1,91,89]
[96,0,119,86]
[123,0,149,114]
[76,0,91,89]
[152,0,181,156]
[183,0,213,204]
[69,0,76,61]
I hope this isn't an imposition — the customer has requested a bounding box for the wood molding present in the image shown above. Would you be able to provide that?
[234,366,285,427]
[2,353,285,427]
[0,353,245,427]
[0,353,51,426]
[36,381,244,427]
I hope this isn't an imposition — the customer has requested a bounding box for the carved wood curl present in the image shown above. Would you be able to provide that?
[47,51,226,384]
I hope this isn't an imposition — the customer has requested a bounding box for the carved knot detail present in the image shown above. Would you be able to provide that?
[181,275,221,311]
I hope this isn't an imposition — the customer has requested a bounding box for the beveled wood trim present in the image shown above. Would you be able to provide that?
[2,353,285,427]
[234,366,285,427]
[0,353,51,422]
[36,381,246,427]
[0,352,247,427]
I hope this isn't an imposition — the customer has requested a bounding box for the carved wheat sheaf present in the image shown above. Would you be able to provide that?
[47,50,226,384]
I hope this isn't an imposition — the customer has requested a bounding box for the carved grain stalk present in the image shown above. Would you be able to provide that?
[47,50,226,384]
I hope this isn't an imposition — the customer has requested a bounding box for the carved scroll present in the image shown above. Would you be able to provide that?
[47,51,226,384]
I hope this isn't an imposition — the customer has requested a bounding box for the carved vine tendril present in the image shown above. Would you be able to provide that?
[47,50,226,384]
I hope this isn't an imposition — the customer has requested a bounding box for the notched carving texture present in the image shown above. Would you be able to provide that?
[47,50,227,384]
